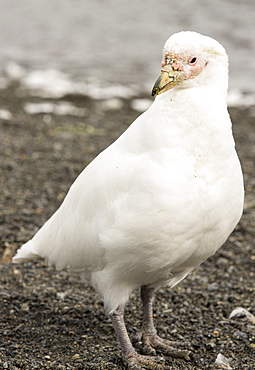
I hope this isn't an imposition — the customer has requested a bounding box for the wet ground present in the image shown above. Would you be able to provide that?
[0,84,255,369]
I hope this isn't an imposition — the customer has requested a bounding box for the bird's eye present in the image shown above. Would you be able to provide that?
[189,57,197,65]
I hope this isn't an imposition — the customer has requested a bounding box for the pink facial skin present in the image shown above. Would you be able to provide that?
[161,52,208,81]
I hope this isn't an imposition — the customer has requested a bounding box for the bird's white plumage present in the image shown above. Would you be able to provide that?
[13,31,244,314]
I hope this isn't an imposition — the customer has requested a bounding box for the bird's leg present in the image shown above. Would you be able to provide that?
[140,285,190,360]
[110,305,164,369]
[110,305,135,360]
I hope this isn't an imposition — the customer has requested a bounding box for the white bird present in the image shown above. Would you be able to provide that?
[13,31,244,369]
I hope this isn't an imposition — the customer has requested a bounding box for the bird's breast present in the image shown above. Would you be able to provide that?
[104,144,244,286]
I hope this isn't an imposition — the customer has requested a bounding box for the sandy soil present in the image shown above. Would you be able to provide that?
[0,83,255,369]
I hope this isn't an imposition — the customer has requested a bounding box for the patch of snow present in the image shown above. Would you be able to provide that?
[227,89,255,107]
[21,69,136,99]
[131,98,152,112]
[22,69,76,98]
[24,102,87,116]
[100,98,124,111]
[0,109,12,120]
[5,62,26,80]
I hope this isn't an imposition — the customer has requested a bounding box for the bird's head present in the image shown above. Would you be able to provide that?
[152,31,228,96]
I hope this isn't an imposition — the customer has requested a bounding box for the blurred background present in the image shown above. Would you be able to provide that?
[0,0,254,97]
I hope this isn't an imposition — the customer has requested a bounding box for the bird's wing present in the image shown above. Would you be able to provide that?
[13,147,134,271]
[13,108,161,271]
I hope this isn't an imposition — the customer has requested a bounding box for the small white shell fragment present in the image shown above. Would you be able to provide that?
[56,292,67,300]
[214,353,232,369]
[229,307,255,324]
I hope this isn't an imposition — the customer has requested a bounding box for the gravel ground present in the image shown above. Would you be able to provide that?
[0,83,255,369]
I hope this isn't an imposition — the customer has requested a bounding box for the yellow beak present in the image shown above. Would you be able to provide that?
[152,64,185,96]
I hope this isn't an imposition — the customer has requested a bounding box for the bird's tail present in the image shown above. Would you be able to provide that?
[12,240,41,264]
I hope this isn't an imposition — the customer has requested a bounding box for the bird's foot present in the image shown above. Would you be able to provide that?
[126,351,165,370]
[141,333,191,361]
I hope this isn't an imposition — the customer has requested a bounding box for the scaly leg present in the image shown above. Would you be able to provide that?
[141,285,190,360]
[110,305,164,369]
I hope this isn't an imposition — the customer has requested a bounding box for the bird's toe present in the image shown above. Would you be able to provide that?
[142,334,191,361]
[126,352,164,370]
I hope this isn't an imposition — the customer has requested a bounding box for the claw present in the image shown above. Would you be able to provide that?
[126,352,165,370]
[142,333,191,361]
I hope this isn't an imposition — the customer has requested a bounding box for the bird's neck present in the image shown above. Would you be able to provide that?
[155,84,228,116]
[152,84,232,146]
